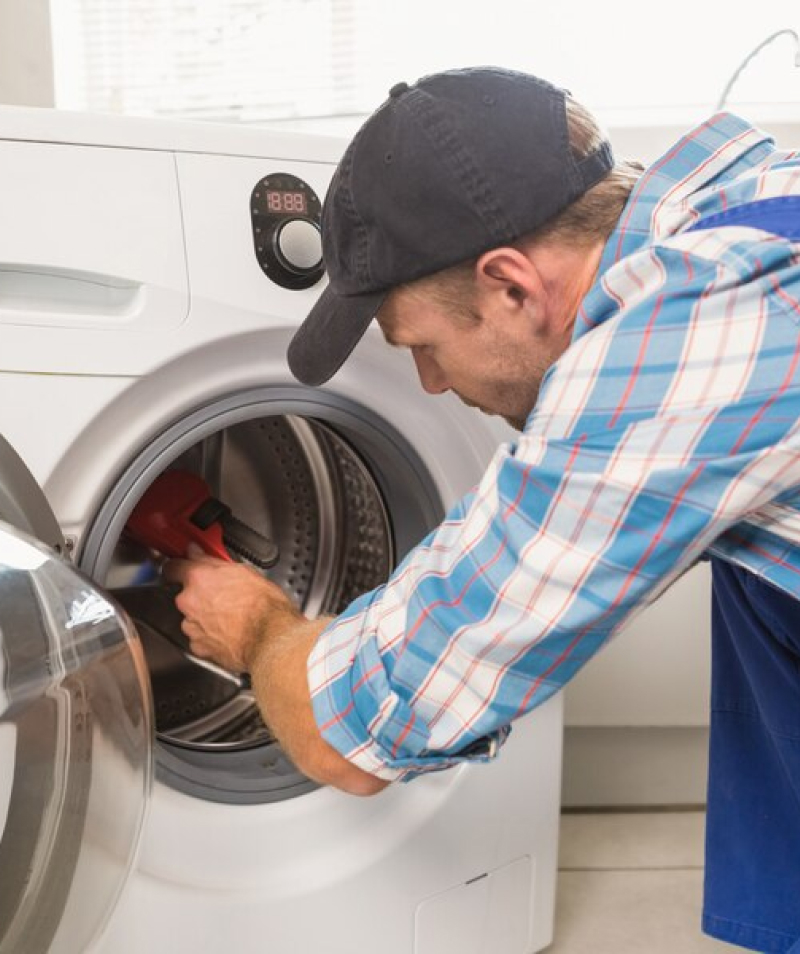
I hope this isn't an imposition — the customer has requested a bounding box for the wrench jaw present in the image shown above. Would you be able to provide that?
[220,514,281,570]
[125,469,281,570]
[188,495,280,570]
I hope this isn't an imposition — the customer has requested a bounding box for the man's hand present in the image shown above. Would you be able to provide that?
[162,547,300,673]
[161,548,389,797]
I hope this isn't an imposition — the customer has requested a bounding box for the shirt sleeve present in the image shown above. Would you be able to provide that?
[308,232,800,783]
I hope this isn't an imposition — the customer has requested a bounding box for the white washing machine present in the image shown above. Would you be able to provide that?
[0,106,563,954]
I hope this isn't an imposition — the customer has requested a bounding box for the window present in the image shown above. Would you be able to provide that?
[50,1,800,125]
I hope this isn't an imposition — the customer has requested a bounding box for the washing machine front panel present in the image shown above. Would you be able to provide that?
[93,695,562,954]
[0,112,562,954]
[176,151,335,320]
[0,523,153,954]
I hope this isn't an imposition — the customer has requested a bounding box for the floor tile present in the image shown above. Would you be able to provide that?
[548,869,741,953]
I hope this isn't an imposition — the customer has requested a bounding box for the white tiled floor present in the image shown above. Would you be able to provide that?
[547,812,742,953]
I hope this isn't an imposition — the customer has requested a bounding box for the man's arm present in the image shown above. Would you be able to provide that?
[247,614,388,796]
[162,554,388,796]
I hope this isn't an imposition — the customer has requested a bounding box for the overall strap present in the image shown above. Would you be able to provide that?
[686,195,800,241]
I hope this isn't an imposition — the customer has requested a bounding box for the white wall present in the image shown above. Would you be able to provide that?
[0,0,54,107]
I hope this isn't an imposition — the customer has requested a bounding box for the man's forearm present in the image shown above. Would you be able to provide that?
[246,615,389,797]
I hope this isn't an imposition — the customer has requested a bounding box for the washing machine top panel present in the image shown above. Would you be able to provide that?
[0,105,346,163]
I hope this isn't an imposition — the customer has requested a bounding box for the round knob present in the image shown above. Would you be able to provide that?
[274,218,322,275]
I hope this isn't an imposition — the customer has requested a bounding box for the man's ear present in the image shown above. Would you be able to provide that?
[474,247,546,326]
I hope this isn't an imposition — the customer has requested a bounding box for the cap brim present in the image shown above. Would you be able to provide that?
[287,284,387,386]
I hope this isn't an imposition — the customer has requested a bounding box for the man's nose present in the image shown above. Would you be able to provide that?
[411,347,450,395]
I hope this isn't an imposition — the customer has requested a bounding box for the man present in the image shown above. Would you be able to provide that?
[165,68,800,951]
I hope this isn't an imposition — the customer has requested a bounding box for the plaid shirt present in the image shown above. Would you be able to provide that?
[308,113,800,782]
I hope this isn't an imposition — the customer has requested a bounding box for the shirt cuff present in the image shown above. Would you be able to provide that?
[307,614,510,783]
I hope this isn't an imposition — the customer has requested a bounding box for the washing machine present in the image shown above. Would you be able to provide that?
[0,105,563,954]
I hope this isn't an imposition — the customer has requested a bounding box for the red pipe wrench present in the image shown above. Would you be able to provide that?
[125,470,279,569]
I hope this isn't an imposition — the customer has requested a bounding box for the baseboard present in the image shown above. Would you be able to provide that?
[561,726,710,809]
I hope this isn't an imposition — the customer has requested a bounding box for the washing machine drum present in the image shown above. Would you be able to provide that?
[96,411,413,802]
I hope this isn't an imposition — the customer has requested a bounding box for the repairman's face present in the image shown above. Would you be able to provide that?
[377,288,560,432]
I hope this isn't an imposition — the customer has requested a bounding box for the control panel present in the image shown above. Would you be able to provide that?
[250,173,324,290]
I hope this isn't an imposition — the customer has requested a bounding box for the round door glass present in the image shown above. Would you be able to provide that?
[0,523,153,954]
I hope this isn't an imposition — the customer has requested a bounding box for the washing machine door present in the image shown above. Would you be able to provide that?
[0,434,154,954]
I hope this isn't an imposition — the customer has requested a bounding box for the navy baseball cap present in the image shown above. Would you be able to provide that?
[287,66,614,387]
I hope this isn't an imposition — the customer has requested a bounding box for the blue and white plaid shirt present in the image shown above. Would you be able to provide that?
[308,113,800,782]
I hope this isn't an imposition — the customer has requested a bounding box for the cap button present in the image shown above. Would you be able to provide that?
[389,81,410,99]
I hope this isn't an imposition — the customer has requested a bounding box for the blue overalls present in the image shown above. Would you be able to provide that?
[687,198,800,953]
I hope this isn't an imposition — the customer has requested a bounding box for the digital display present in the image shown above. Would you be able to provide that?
[265,189,307,215]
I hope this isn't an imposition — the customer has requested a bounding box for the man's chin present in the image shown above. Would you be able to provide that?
[501,414,527,432]
[456,395,528,432]
[470,406,526,432]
